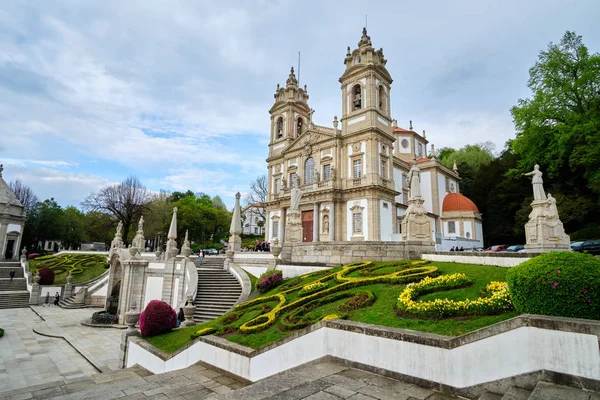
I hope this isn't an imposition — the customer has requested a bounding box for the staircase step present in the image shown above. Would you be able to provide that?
[500,387,532,400]
[478,393,503,400]
[528,382,591,400]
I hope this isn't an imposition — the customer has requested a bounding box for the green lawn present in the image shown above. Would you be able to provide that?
[246,271,258,292]
[146,260,519,353]
[30,254,108,285]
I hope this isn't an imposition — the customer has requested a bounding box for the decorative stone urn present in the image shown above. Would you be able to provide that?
[271,241,282,258]
[33,271,40,285]
[64,272,74,298]
[124,301,141,330]
[182,295,197,327]
[181,247,193,258]
[129,246,139,257]
[20,247,27,262]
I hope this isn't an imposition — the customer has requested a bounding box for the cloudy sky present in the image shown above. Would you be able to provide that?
[1,0,598,209]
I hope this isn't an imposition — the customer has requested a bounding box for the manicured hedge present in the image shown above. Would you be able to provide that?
[257,270,283,293]
[139,300,177,337]
[506,252,600,320]
[38,267,55,285]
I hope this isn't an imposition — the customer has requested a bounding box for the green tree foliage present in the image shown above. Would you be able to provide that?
[24,199,65,251]
[438,142,494,198]
[83,211,116,245]
[510,31,600,210]
[172,192,231,248]
[61,206,87,250]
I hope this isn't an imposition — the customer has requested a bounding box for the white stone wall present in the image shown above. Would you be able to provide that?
[379,200,393,241]
[143,277,164,309]
[422,253,529,267]
[393,167,403,204]
[128,325,600,386]
[421,171,433,214]
[346,199,368,241]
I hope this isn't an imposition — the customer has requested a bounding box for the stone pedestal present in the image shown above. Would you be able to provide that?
[228,233,242,253]
[401,198,434,243]
[29,273,41,305]
[269,244,282,267]
[64,273,73,299]
[284,211,302,243]
[182,296,196,327]
[524,200,570,252]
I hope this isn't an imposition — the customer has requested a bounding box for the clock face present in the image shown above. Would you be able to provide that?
[401,139,409,149]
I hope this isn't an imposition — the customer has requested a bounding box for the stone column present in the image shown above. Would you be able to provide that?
[313,203,319,242]
[279,208,286,243]
[227,192,242,257]
[329,202,335,241]
[29,272,41,305]
[120,302,141,369]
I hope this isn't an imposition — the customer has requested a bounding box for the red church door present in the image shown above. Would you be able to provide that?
[302,211,314,242]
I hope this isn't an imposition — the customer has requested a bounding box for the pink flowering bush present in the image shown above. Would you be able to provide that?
[257,270,283,293]
[506,252,600,320]
[139,300,177,337]
[37,267,55,285]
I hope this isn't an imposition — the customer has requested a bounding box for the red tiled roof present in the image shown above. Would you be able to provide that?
[442,193,479,213]
[416,157,429,163]
[392,126,412,133]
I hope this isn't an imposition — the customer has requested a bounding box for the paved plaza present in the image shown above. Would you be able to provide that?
[0,306,123,394]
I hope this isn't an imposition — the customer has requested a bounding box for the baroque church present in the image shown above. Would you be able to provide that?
[264,28,483,251]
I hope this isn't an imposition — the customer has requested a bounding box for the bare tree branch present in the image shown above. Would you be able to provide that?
[82,175,153,245]
[8,179,38,214]
[245,175,267,220]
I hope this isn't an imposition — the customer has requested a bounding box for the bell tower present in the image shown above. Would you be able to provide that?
[268,67,311,158]
[339,28,393,135]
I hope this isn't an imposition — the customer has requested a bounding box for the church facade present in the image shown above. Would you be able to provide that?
[264,29,483,251]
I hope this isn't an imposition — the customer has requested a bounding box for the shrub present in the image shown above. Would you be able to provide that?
[38,267,55,285]
[257,270,283,293]
[506,252,600,320]
[91,311,117,325]
[0,328,4,338]
[139,300,177,337]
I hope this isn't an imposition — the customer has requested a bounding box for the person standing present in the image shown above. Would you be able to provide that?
[44,292,50,307]
[54,292,60,306]
[199,249,203,265]
[9,269,15,282]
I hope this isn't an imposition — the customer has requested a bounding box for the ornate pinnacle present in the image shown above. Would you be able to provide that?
[409,120,413,130]
[286,67,298,87]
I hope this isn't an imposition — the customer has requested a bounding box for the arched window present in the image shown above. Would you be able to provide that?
[378,86,386,111]
[352,84,362,111]
[297,118,303,136]
[276,117,283,139]
[304,157,314,184]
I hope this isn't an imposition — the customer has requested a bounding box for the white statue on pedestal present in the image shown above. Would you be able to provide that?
[290,179,303,211]
[523,164,546,201]
[406,160,422,200]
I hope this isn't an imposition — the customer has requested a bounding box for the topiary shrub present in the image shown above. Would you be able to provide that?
[506,252,600,320]
[257,270,283,293]
[139,300,177,337]
[38,267,55,285]
[91,311,117,325]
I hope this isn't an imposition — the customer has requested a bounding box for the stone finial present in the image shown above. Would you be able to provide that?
[0,164,3,178]
[304,84,307,92]
[422,129,426,138]
[358,27,372,47]
[453,160,458,173]
[167,207,178,239]
[430,144,436,159]
[230,193,242,235]
[276,83,280,90]
[409,120,413,130]
[286,67,298,87]
[333,116,339,130]
[33,271,40,285]
[181,230,192,257]
[125,300,140,331]
[346,46,351,57]
[182,295,197,327]
[392,119,397,128]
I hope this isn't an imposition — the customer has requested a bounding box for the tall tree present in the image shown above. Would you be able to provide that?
[245,175,267,220]
[82,176,152,245]
[510,31,600,193]
[8,179,38,214]
[84,211,116,245]
[61,206,87,250]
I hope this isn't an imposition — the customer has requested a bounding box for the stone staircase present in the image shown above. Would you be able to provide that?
[194,257,242,322]
[0,362,246,400]
[0,261,30,309]
[477,381,599,399]
[58,293,88,309]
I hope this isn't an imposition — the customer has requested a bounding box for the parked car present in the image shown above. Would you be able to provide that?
[203,248,218,256]
[463,247,484,252]
[571,240,600,256]
[502,244,525,253]
[484,244,509,253]
[28,253,40,259]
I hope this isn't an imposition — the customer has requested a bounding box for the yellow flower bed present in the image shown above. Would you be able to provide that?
[397,273,513,318]
[190,326,216,339]
[238,293,287,334]
[321,314,341,321]
[299,281,327,296]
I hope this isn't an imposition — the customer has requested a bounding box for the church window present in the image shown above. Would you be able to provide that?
[276,117,283,139]
[352,84,362,110]
[352,212,363,234]
[323,164,331,181]
[353,159,362,179]
[304,157,315,184]
[378,86,385,111]
[272,221,279,238]
[290,172,297,187]
[275,178,281,193]
[448,221,456,234]
[381,159,387,179]
[297,118,303,136]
